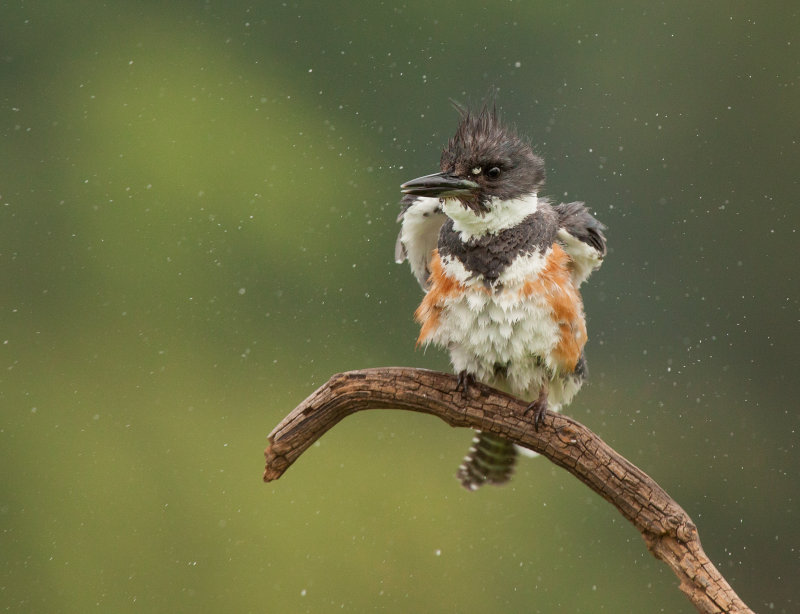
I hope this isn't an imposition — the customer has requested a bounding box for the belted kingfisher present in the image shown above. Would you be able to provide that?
[396,103,606,490]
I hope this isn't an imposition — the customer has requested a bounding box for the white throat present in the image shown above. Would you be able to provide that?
[442,193,539,240]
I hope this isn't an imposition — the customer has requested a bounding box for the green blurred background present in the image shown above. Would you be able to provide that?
[1,2,797,612]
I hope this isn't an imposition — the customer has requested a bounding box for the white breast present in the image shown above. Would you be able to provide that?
[425,250,581,406]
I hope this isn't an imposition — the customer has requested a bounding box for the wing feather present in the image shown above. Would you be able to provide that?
[553,201,606,286]
[395,195,446,290]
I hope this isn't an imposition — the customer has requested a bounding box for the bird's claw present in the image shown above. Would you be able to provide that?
[457,370,476,396]
[525,400,548,432]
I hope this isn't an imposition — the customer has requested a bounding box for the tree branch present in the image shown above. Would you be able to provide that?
[264,367,753,614]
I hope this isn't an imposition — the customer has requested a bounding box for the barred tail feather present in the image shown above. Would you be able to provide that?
[457,431,518,490]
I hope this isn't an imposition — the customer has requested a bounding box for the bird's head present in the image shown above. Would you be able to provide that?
[401,104,545,216]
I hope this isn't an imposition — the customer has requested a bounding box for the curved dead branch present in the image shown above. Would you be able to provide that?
[264,367,753,614]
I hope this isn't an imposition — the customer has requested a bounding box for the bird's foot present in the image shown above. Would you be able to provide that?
[525,383,547,433]
[456,370,476,396]
[524,399,548,432]
[524,387,549,432]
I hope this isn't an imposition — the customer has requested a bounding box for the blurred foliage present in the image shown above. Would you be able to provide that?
[1,1,798,612]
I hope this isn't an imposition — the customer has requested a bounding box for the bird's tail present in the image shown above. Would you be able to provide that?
[456,431,517,490]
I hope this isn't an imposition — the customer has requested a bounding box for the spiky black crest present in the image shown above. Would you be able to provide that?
[440,104,546,202]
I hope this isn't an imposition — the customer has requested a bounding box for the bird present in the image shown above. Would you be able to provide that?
[396,103,606,490]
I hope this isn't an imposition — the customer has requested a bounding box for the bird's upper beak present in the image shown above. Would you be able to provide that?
[400,172,479,199]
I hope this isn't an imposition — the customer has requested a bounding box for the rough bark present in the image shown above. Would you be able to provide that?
[264,367,753,614]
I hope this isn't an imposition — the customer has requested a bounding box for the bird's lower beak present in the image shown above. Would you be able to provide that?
[400,172,479,198]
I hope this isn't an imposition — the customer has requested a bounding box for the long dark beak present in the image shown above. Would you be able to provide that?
[400,172,479,198]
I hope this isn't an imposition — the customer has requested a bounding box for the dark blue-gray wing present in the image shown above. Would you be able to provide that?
[553,201,607,286]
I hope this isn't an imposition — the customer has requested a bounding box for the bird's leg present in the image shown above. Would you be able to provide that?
[456,370,476,396]
[525,383,549,432]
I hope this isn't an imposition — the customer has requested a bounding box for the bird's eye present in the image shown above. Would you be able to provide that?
[487,167,501,179]
[471,167,482,175]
